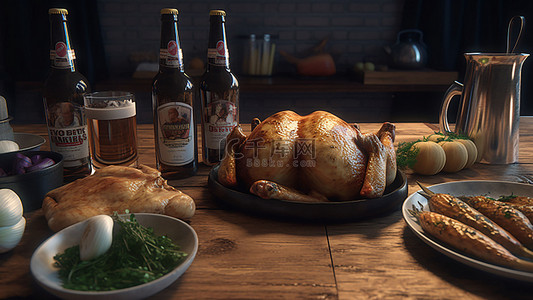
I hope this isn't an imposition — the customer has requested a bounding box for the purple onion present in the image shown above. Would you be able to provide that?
[12,154,32,175]
[30,154,43,165]
[4,154,57,176]
[26,158,55,172]
[12,165,26,175]
[15,153,32,168]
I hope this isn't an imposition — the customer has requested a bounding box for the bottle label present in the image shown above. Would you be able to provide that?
[207,40,228,66]
[50,42,76,69]
[45,102,90,166]
[160,40,183,67]
[203,99,238,149]
[156,102,195,165]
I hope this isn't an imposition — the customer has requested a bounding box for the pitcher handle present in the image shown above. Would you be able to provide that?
[439,81,464,133]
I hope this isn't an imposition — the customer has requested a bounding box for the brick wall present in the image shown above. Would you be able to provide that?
[97,0,405,76]
[92,0,408,124]
[10,0,410,124]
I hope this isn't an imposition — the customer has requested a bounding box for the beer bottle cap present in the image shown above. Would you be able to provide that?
[209,10,226,16]
[161,8,178,15]
[49,8,68,15]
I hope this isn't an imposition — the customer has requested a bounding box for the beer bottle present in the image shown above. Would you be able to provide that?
[152,8,197,178]
[200,10,239,165]
[43,8,92,181]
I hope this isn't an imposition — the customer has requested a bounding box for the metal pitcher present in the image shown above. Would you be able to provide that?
[439,52,529,164]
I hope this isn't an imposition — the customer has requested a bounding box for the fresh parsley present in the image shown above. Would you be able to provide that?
[53,213,187,291]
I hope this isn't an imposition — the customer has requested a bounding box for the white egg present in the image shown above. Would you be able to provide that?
[0,140,19,154]
[0,217,26,253]
[79,215,114,261]
[0,189,23,227]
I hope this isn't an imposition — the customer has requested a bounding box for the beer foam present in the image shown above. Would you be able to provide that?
[85,103,136,120]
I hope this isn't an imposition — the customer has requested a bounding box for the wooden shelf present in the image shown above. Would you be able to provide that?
[92,73,456,94]
[361,70,458,85]
[16,72,457,95]
[238,74,455,93]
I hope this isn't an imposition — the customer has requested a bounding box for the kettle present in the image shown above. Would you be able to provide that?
[387,29,428,69]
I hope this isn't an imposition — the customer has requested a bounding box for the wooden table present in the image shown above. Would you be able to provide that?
[3,119,533,299]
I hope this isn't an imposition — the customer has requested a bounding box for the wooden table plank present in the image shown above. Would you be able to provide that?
[156,210,336,299]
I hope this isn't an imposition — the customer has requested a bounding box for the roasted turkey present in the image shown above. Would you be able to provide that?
[218,110,396,202]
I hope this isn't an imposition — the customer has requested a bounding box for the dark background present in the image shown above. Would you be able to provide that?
[1,0,532,124]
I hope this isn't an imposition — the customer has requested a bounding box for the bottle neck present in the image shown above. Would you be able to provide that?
[49,13,76,72]
[159,14,184,71]
[206,15,230,71]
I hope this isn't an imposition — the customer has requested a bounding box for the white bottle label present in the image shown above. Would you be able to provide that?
[207,40,228,66]
[159,40,183,67]
[157,102,195,165]
[46,102,90,167]
[50,42,76,69]
[203,100,238,149]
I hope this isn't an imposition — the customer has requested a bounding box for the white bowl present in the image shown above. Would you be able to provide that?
[30,213,198,300]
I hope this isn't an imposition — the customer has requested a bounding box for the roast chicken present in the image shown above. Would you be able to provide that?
[43,165,195,232]
[218,111,397,202]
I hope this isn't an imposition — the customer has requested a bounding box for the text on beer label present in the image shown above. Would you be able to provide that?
[49,127,88,146]
[207,40,228,66]
[159,47,182,67]
[50,46,76,69]
[208,125,234,132]
[203,99,238,149]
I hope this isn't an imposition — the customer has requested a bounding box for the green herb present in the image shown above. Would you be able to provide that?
[445,131,472,140]
[53,213,187,291]
[496,194,518,202]
[504,209,514,219]
[433,131,470,141]
[396,140,419,169]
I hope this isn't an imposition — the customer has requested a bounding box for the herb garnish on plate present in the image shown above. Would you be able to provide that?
[53,213,187,291]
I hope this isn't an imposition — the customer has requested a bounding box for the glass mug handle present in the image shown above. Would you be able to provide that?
[439,81,464,134]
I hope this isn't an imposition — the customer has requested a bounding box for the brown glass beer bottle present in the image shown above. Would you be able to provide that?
[152,8,197,178]
[43,8,92,181]
[199,10,239,165]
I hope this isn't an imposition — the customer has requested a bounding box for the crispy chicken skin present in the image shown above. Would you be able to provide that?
[218,110,396,201]
[43,164,195,232]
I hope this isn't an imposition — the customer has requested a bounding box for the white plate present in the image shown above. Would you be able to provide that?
[30,213,198,300]
[402,180,533,282]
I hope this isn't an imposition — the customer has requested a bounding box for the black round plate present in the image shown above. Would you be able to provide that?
[208,165,408,222]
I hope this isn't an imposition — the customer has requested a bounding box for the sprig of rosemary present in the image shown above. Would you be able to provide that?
[53,213,187,291]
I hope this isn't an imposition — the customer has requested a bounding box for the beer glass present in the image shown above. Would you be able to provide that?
[84,91,138,168]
